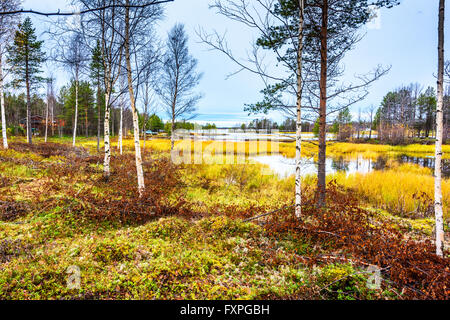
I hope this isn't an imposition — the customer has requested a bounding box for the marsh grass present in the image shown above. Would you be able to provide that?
[327,164,449,219]
[0,137,448,299]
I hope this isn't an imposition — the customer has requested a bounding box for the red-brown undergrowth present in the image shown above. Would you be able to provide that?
[2,142,448,299]
[263,182,449,300]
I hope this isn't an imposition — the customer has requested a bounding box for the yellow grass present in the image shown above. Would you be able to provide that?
[5,136,448,220]
[328,164,449,218]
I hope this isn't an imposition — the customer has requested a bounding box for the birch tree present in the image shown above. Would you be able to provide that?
[0,0,20,149]
[365,104,376,140]
[198,0,306,217]
[284,0,395,206]
[78,0,124,179]
[434,0,445,257]
[52,29,89,147]
[223,0,395,206]
[45,76,52,142]
[295,0,304,218]
[118,73,125,155]
[69,34,87,147]
[158,24,202,151]
[139,45,161,154]
[120,0,164,196]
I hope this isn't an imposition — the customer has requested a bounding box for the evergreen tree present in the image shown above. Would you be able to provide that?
[7,17,46,144]
[418,87,437,138]
[90,40,105,152]
[246,0,398,204]
[148,114,164,132]
[60,81,95,136]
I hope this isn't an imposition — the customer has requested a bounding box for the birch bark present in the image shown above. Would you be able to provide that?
[434,0,445,257]
[72,73,79,147]
[124,1,145,196]
[295,0,304,218]
[0,53,7,149]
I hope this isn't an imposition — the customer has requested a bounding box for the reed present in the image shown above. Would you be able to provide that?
[328,164,449,218]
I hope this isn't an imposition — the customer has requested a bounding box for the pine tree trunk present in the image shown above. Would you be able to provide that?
[26,67,32,144]
[434,0,445,257]
[73,76,79,147]
[85,108,88,138]
[295,0,304,218]
[317,0,328,206]
[0,53,8,149]
[125,2,145,196]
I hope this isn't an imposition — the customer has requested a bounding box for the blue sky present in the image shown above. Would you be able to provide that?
[22,0,450,127]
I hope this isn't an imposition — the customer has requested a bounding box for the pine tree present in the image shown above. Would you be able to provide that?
[90,40,105,152]
[247,0,399,205]
[7,17,46,144]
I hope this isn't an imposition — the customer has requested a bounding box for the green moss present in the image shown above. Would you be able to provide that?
[317,263,380,300]
[93,241,135,264]
[138,216,189,239]
[198,216,262,239]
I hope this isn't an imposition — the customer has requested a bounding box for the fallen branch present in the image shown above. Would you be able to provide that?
[242,204,294,222]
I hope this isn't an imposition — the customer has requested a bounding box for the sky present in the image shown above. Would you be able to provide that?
[21,0,450,127]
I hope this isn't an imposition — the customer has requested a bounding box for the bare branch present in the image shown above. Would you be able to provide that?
[0,0,173,16]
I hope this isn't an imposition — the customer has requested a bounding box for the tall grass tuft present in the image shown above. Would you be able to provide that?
[329,164,449,219]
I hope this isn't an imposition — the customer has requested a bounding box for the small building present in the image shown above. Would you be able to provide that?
[19,116,63,135]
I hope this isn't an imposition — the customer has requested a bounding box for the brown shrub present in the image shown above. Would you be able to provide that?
[263,182,450,300]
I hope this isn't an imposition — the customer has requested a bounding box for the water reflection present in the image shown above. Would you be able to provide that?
[251,154,449,178]
[176,129,335,142]
[331,156,349,172]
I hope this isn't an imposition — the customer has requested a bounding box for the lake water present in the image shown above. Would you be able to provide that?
[176,129,336,142]
[177,129,379,142]
[174,129,444,177]
[251,154,450,178]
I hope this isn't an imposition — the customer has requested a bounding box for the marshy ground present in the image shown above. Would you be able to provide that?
[0,136,448,299]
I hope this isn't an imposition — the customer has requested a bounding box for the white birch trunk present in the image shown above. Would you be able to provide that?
[295,0,304,218]
[143,115,147,154]
[73,77,79,147]
[45,96,49,143]
[104,92,111,178]
[0,53,8,149]
[51,94,54,137]
[171,117,175,151]
[131,104,144,195]
[124,2,145,196]
[434,0,445,257]
[119,103,123,155]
